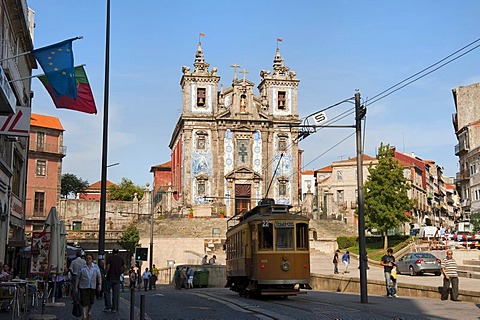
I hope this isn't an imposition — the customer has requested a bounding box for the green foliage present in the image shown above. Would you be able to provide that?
[364,143,415,248]
[61,173,89,198]
[118,223,140,255]
[108,177,144,201]
[336,236,358,249]
[470,212,480,232]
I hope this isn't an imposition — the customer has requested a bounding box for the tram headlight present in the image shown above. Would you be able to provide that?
[281,261,290,271]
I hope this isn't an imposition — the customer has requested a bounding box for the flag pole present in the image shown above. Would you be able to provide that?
[98,0,110,262]
[0,36,83,63]
[9,64,86,83]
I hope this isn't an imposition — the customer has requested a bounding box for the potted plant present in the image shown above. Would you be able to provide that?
[219,208,225,218]
[188,207,194,218]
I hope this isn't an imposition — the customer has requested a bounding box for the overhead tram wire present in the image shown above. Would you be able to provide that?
[366,37,480,107]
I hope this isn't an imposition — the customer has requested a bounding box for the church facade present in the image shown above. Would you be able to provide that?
[169,42,302,217]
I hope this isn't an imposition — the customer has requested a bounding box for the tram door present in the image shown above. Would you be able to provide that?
[235,184,251,215]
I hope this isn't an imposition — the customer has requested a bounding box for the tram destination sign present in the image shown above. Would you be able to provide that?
[275,221,294,228]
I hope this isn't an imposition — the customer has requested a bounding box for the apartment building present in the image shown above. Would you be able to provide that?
[452,82,480,220]
[25,113,65,235]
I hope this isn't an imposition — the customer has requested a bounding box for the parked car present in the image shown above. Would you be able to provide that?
[396,252,442,276]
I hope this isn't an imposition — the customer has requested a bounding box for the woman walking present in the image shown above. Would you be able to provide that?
[76,254,102,320]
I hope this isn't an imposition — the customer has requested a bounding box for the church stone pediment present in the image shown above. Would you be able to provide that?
[225,167,262,181]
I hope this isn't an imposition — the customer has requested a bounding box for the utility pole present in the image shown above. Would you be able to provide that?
[149,188,154,271]
[355,90,368,303]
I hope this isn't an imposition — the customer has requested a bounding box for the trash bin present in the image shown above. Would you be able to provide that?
[193,268,209,288]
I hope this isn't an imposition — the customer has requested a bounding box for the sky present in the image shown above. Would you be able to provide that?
[28,0,480,187]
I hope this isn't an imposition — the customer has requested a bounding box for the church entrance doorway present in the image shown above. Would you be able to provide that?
[235,184,251,216]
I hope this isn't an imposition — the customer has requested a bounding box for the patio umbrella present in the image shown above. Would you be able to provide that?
[43,207,66,307]
[44,207,62,275]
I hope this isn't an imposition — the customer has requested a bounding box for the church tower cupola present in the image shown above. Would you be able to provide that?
[258,47,299,117]
[180,41,220,115]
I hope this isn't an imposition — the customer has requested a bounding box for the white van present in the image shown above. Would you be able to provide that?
[418,226,438,239]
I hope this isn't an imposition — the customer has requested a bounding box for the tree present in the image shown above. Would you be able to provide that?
[364,143,415,249]
[118,223,140,258]
[108,177,144,201]
[61,173,89,198]
[470,212,480,232]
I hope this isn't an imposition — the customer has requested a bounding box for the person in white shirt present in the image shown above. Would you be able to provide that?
[69,252,86,301]
[75,254,101,320]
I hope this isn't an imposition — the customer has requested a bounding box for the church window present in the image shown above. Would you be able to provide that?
[279,181,287,197]
[277,91,286,109]
[197,134,206,150]
[236,139,250,165]
[197,88,206,107]
[278,136,287,152]
[196,178,207,197]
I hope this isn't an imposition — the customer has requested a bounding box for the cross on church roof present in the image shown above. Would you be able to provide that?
[230,64,241,81]
[240,69,249,83]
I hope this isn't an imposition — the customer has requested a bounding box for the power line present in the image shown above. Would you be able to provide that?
[366,37,480,106]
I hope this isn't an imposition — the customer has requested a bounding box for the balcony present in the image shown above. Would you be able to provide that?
[29,141,66,156]
[454,141,469,156]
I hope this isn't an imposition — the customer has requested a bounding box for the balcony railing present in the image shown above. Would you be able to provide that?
[454,141,469,156]
[29,141,66,155]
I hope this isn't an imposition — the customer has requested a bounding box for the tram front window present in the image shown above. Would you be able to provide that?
[258,222,273,250]
[276,227,294,250]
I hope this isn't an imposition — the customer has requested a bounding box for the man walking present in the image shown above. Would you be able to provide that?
[69,251,85,302]
[441,250,460,301]
[380,248,397,297]
[333,249,340,274]
[104,249,125,313]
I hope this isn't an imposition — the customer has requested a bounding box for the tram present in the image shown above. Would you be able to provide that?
[225,198,312,297]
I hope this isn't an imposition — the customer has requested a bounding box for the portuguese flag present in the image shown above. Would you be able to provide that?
[38,66,97,114]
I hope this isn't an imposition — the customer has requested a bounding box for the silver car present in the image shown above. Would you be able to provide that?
[396,252,442,276]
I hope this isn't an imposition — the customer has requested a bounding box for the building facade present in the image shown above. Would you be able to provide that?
[452,82,480,220]
[315,155,378,225]
[0,0,36,263]
[25,113,65,234]
[168,43,302,217]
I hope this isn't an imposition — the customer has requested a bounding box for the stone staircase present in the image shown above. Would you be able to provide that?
[458,260,480,279]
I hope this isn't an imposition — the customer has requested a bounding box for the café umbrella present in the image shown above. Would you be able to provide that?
[43,207,66,305]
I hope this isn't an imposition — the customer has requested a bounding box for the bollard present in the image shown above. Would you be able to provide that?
[140,294,145,320]
[130,287,135,320]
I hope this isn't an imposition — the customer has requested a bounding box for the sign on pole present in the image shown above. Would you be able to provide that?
[312,111,328,125]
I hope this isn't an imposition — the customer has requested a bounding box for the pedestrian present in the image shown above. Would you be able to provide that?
[333,249,340,274]
[380,248,397,297]
[202,255,208,265]
[341,251,350,273]
[174,266,181,289]
[150,264,158,290]
[120,273,125,292]
[75,254,102,320]
[208,255,217,265]
[97,259,105,300]
[142,268,152,291]
[104,248,126,313]
[441,249,460,301]
[136,267,142,290]
[129,267,137,289]
[180,266,187,289]
[69,251,85,302]
[186,267,195,289]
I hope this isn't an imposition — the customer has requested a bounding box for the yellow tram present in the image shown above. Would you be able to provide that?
[225,198,312,297]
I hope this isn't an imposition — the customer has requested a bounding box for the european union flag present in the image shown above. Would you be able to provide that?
[32,39,77,99]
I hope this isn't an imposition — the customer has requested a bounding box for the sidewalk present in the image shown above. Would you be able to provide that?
[310,252,480,295]
[8,289,151,320]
